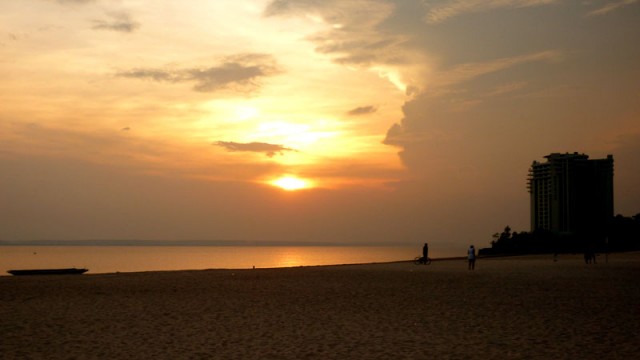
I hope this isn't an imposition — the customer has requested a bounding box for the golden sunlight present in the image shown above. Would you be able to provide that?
[271,176,313,191]
[255,121,321,147]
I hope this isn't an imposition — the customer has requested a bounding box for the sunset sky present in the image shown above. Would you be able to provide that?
[1,0,639,254]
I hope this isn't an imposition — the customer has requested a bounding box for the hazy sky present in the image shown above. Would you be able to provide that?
[1,0,639,254]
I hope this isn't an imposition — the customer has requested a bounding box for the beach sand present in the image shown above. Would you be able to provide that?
[1,252,639,359]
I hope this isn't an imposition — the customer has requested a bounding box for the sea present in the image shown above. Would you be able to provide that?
[0,245,443,276]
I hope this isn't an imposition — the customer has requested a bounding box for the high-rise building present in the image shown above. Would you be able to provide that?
[528,153,614,238]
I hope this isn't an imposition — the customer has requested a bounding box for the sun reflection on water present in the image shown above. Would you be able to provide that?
[272,248,307,268]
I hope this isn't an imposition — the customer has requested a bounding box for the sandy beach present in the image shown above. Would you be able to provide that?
[1,253,639,359]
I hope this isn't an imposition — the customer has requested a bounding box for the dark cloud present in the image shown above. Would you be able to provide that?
[188,60,271,92]
[214,141,297,158]
[347,105,377,116]
[117,54,281,93]
[382,123,404,147]
[119,69,180,82]
[92,12,140,33]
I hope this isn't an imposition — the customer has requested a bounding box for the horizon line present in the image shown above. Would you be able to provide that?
[0,239,416,247]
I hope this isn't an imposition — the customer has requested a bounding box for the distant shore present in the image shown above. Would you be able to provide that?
[2,252,639,359]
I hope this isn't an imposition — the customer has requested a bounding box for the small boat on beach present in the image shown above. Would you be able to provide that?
[7,268,88,276]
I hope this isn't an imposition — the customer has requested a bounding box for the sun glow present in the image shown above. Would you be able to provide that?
[254,121,336,148]
[271,176,313,191]
[236,106,259,120]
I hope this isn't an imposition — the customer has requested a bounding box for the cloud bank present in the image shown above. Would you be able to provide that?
[424,0,558,24]
[117,54,281,93]
[265,0,407,67]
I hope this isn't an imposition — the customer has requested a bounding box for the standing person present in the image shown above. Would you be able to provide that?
[422,242,429,262]
[467,245,476,270]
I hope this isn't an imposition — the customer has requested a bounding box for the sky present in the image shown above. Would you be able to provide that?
[1,0,639,254]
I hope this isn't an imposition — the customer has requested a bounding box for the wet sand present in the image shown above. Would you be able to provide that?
[1,253,639,359]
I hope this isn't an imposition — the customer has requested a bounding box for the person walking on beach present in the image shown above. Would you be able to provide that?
[422,242,429,262]
[467,245,476,270]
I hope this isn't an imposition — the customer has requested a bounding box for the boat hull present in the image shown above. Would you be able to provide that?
[7,268,88,276]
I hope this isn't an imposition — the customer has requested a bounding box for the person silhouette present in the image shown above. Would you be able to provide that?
[467,245,476,270]
[422,242,429,262]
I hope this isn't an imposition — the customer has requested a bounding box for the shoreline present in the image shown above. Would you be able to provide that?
[0,244,426,276]
[3,251,630,277]
[73,251,640,275]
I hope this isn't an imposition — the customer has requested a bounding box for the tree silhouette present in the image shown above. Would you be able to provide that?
[480,213,640,256]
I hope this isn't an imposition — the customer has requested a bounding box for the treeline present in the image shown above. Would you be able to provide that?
[479,213,640,256]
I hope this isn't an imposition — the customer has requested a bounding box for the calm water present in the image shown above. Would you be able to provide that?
[0,246,424,275]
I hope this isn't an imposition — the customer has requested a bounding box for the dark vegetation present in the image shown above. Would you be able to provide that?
[479,213,640,256]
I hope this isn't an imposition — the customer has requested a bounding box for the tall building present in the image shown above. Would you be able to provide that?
[528,153,614,238]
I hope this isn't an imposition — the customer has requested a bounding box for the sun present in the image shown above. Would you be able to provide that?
[271,176,312,191]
